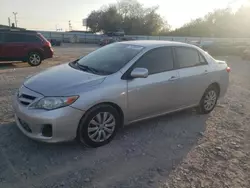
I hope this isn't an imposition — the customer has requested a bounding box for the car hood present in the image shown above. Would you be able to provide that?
[24,63,106,96]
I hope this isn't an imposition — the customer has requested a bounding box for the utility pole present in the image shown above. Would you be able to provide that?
[68,20,72,31]
[13,12,18,27]
[8,17,11,27]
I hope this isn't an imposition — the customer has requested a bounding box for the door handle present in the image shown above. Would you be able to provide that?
[168,76,178,81]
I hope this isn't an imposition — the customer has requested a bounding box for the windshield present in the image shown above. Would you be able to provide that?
[77,43,144,75]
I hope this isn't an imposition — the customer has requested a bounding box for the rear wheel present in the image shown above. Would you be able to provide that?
[198,85,219,114]
[77,105,121,147]
[28,52,42,66]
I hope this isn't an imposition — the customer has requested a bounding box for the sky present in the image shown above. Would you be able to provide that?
[0,0,248,31]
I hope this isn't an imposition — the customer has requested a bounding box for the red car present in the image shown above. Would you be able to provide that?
[0,29,53,66]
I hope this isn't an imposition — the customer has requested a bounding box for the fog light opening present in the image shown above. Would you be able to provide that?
[42,124,52,137]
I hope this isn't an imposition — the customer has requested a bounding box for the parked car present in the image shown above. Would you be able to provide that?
[106,30,125,37]
[12,41,230,147]
[50,39,61,46]
[120,37,136,41]
[99,37,117,46]
[0,29,53,66]
[242,47,250,60]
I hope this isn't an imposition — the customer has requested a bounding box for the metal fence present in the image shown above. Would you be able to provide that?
[38,31,250,46]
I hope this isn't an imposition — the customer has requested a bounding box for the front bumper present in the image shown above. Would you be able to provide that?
[12,93,84,143]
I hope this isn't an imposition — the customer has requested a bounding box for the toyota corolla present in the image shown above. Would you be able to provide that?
[12,41,230,147]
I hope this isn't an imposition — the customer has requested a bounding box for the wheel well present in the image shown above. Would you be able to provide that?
[209,82,220,96]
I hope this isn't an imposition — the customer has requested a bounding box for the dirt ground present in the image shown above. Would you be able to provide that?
[0,44,249,188]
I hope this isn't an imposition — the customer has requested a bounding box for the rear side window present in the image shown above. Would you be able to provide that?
[134,47,174,75]
[4,33,41,43]
[24,35,41,42]
[175,47,206,68]
[4,33,23,42]
[199,53,207,64]
[0,33,3,42]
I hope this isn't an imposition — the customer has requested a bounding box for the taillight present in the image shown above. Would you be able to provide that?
[226,67,231,73]
[43,40,51,48]
[46,41,52,48]
[37,33,51,47]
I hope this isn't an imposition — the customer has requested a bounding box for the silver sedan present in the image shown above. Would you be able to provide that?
[12,41,230,147]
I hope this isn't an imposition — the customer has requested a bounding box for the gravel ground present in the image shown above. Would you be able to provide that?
[164,56,250,188]
[0,45,249,188]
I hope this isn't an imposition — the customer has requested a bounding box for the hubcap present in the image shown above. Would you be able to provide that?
[87,112,116,142]
[29,54,40,65]
[204,90,217,111]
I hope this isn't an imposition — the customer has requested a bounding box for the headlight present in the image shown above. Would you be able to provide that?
[30,96,79,110]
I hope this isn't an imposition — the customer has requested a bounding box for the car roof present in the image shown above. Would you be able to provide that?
[0,29,37,34]
[120,40,197,49]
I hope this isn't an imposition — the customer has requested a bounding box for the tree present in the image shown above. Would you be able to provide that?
[98,6,123,33]
[86,0,167,35]
[86,10,103,33]
[168,5,250,38]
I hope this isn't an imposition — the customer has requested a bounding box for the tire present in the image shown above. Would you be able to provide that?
[77,105,121,147]
[198,85,219,114]
[27,52,42,66]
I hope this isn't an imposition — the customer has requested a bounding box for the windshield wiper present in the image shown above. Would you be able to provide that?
[76,61,111,75]
[76,62,98,74]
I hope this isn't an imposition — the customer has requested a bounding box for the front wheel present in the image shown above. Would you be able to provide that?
[77,105,121,147]
[28,52,42,66]
[198,86,219,114]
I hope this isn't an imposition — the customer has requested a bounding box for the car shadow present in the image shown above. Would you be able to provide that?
[0,108,209,188]
[0,62,30,70]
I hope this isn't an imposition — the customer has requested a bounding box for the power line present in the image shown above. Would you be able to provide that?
[17,16,83,23]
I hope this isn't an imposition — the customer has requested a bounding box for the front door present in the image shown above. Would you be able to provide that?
[126,47,179,121]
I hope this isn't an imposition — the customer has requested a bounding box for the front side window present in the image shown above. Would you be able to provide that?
[77,43,144,74]
[175,47,205,68]
[133,47,174,75]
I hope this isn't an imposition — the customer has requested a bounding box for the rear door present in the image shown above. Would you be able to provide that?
[2,33,27,59]
[127,47,179,121]
[174,46,211,108]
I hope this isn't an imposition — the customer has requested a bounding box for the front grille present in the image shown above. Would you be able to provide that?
[21,94,36,100]
[18,93,36,106]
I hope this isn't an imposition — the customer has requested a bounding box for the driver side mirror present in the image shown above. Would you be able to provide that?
[130,68,148,78]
